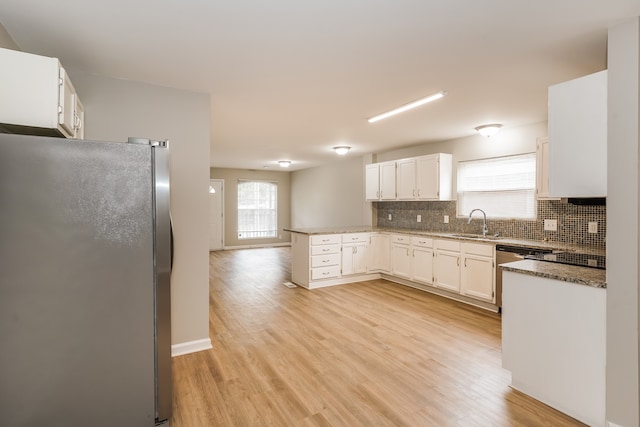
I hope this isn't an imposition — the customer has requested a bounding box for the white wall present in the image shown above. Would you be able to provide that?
[291,156,371,228]
[69,69,211,351]
[606,17,640,427]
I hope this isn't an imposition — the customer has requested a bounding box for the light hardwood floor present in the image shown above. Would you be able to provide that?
[171,247,584,426]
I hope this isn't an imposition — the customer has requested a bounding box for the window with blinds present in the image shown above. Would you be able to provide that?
[457,153,536,219]
[237,180,278,239]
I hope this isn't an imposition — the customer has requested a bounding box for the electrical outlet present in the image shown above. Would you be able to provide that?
[588,222,598,234]
[388,214,392,221]
[444,215,449,224]
[417,214,422,222]
[544,219,557,231]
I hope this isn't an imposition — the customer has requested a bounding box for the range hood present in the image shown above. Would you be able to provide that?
[567,197,606,206]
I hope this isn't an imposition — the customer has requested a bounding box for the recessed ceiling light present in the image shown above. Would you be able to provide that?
[368,91,447,123]
[333,146,351,155]
[278,160,291,167]
[475,124,503,137]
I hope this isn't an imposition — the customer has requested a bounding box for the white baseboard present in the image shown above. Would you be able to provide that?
[171,338,212,357]
[222,242,291,250]
[607,422,624,427]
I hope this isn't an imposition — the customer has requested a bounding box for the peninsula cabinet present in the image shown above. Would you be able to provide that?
[396,154,453,201]
[0,48,84,139]
[460,242,495,303]
[341,233,368,276]
[548,70,607,197]
[365,161,396,200]
[290,231,498,310]
[433,239,461,292]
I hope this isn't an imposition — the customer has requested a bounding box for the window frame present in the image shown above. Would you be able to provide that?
[456,153,537,220]
[237,179,278,240]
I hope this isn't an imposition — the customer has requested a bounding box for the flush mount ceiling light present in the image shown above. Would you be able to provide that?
[208,185,216,194]
[367,91,447,123]
[333,146,351,155]
[475,124,502,137]
[278,160,291,168]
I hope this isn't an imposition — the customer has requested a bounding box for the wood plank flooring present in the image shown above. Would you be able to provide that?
[171,247,584,426]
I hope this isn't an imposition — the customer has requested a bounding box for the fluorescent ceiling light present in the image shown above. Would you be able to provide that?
[278,160,291,167]
[368,91,447,123]
[333,146,351,155]
[475,124,502,137]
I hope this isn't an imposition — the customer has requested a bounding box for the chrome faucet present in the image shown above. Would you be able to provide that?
[468,208,489,236]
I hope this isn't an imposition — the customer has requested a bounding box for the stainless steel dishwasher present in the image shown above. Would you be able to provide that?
[496,245,552,311]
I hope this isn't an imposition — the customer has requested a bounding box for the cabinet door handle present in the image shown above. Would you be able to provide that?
[457,257,460,266]
[464,258,467,267]
[406,249,409,256]
[322,248,330,252]
[412,249,415,257]
[417,189,420,197]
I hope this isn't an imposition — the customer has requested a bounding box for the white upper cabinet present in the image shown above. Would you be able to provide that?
[365,161,396,200]
[548,70,607,197]
[367,154,452,201]
[0,48,84,138]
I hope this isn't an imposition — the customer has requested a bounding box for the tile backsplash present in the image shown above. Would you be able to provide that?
[375,199,606,248]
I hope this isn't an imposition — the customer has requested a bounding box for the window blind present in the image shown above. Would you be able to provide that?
[457,153,536,219]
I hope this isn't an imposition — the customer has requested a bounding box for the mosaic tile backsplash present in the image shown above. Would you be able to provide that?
[375,199,606,248]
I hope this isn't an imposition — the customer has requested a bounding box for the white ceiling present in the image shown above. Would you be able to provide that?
[2,1,639,171]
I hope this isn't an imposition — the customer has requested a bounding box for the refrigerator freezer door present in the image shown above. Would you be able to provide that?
[0,134,157,426]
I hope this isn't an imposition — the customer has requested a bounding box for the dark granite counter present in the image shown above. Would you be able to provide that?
[500,259,606,288]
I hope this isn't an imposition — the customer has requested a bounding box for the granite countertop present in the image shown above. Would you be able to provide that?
[500,260,606,288]
[284,226,604,256]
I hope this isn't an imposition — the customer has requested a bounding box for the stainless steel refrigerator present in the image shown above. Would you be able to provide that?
[0,133,172,426]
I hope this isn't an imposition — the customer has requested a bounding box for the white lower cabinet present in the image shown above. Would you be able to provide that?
[291,231,497,308]
[342,233,368,276]
[367,234,390,273]
[460,242,495,302]
[391,235,412,279]
[411,237,433,285]
[434,240,461,292]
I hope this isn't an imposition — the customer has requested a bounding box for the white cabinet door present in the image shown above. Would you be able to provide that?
[461,254,494,302]
[367,234,390,273]
[391,243,411,279]
[379,162,397,200]
[548,70,607,197]
[434,249,460,292]
[365,163,380,200]
[58,67,75,136]
[415,155,439,199]
[412,246,433,285]
[342,243,367,276]
[396,158,416,199]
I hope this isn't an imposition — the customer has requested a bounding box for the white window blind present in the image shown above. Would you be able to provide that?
[457,153,536,219]
[237,180,278,239]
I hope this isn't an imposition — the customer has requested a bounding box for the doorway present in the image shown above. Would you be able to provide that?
[209,179,224,251]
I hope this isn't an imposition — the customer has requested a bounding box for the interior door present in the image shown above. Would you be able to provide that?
[209,179,224,251]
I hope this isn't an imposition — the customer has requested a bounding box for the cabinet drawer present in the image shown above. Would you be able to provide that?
[311,253,341,268]
[462,242,494,257]
[310,244,341,255]
[310,234,341,245]
[342,233,369,243]
[411,236,433,248]
[311,265,341,280]
[435,239,461,252]
[391,235,411,245]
